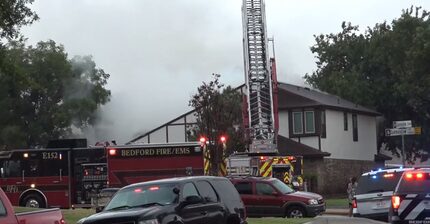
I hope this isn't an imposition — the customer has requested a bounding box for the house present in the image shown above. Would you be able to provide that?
[128,82,385,194]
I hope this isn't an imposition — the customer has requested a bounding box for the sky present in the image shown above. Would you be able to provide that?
[21,0,430,144]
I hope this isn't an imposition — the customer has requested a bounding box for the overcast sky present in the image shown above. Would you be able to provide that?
[21,0,430,144]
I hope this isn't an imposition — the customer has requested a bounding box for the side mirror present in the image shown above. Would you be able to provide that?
[185,195,204,204]
[177,195,203,210]
[173,187,180,195]
[95,206,105,213]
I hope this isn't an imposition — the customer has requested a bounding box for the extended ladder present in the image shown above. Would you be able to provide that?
[242,0,277,154]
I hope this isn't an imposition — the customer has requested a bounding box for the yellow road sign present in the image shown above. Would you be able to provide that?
[415,127,422,135]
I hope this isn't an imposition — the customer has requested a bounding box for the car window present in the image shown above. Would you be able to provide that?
[212,179,243,204]
[356,172,403,194]
[397,173,430,193]
[182,182,200,198]
[256,182,276,196]
[104,184,177,210]
[0,199,6,216]
[271,178,294,194]
[234,182,253,194]
[195,180,218,202]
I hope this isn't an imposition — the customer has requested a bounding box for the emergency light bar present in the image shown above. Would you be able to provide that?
[109,149,117,156]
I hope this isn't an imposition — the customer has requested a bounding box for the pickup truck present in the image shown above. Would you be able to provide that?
[0,187,66,224]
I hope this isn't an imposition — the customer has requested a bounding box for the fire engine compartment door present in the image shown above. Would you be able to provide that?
[271,165,291,181]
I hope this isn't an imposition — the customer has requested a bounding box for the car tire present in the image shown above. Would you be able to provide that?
[22,194,46,208]
[286,206,306,218]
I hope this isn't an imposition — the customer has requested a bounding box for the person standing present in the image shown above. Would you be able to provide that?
[347,177,358,217]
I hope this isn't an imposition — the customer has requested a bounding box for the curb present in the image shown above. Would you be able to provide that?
[323,208,349,216]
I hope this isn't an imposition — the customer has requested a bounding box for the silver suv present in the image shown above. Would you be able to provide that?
[353,167,413,221]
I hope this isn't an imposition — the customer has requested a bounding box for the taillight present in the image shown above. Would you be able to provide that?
[352,198,357,208]
[392,196,401,210]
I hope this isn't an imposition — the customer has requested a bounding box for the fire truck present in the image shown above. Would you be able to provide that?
[0,141,204,208]
[106,142,203,187]
[226,154,303,187]
[0,146,107,208]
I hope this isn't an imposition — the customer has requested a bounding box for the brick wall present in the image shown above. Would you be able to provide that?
[303,158,377,195]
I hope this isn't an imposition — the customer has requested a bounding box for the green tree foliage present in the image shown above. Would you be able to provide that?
[189,74,246,174]
[0,0,38,40]
[305,6,430,161]
[0,40,111,148]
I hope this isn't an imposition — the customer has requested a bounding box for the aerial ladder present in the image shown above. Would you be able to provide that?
[227,1,304,187]
[242,0,278,154]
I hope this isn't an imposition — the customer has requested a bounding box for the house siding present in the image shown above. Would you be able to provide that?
[300,137,319,150]
[167,125,186,143]
[149,127,166,143]
[321,110,376,161]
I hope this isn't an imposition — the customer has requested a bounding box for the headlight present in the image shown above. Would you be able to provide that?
[308,199,318,205]
[138,219,159,224]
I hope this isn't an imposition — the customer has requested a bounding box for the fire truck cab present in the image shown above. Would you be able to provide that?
[226,154,303,189]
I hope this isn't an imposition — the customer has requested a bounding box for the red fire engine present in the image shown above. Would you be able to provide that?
[0,142,205,209]
[0,146,106,208]
[106,142,204,187]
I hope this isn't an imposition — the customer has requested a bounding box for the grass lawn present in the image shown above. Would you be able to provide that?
[15,207,314,224]
[325,198,348,209]
[15,207,94,223]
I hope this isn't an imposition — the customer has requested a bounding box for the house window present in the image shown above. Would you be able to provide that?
[321,110,326,138]
[352,114,358,141]
[344,112,348,131]
[292,112,303,134]
[304,111,315,133]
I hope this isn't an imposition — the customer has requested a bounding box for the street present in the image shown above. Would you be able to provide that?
[305,215,388,224]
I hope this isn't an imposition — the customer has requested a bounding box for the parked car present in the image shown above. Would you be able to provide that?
[229,176,325,218]
[389,168,430,224]
[93,188,119,213]
[353,167,413,221]
[0,187,66,224]
[78,176,247,224]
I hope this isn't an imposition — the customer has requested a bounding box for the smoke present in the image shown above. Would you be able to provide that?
[21,0,430,145]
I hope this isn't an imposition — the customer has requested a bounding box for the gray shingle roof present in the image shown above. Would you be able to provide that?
[278,82,381,116]
[277,135,331,158]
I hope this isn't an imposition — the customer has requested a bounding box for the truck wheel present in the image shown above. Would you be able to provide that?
[286,206,305,218]
[22,194,46,208]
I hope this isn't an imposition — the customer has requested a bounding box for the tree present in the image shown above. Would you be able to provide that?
[304,6,430,161]
[189,74,246,175]
[0,0,38,40]
[0,40,111,148]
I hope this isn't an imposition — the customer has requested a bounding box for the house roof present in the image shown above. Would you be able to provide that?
[277,82,381,116]
[128,82,381,144]
[277,135,331,158]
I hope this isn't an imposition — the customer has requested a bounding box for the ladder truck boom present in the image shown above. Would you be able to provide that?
[242,0,277,154]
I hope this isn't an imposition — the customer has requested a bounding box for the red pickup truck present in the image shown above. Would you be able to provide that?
[0,187,66,224]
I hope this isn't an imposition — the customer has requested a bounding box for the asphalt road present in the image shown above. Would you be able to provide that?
[304,215,388,224]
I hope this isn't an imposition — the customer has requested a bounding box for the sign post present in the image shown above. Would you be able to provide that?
[385,120,421,165]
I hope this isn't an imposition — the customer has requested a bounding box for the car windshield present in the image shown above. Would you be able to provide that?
[105,184,178,211]
[397,172,430,194]
[271,179,294,194]
[356,172,403,194]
